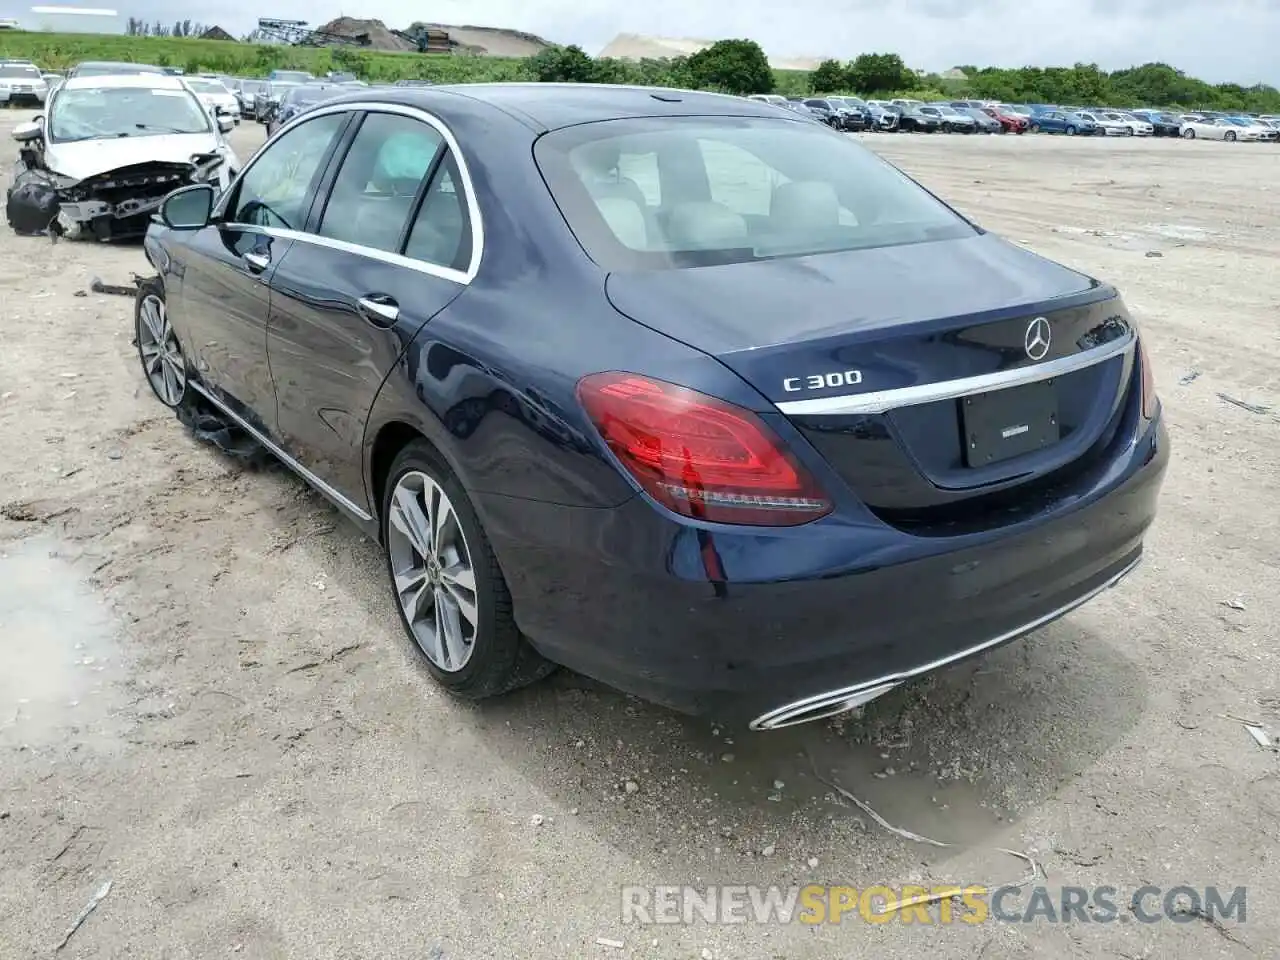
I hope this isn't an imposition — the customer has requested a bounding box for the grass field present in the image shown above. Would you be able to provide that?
[0,30,814,91]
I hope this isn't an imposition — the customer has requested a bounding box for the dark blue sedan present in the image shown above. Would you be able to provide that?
[138,84,1168,730]
[1029,109,1099,135]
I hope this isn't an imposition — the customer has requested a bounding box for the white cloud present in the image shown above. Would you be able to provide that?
[174,0,1278,85]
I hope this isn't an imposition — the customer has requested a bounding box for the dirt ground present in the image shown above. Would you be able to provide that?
[1,116,1277,960]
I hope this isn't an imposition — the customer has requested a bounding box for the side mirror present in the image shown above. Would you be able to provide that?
[217,115,234,134]
[12,119,43,143]
[160,183,215,230]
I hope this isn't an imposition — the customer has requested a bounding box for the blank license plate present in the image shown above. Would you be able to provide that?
[961,379,1060,467]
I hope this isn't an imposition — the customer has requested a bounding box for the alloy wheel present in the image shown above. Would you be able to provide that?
[1225,131,1236,142]
[386,469,479,672]
[137,293,186,407]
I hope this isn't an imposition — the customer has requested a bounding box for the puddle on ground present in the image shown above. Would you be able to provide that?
[0,536,126,750]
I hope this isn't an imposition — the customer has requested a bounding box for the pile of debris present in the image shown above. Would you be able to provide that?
[312,17,553,56]
[407,22,552,57]
[316,17,416,52]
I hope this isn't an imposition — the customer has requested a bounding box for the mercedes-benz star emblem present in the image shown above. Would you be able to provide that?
[1024,317,1052,361]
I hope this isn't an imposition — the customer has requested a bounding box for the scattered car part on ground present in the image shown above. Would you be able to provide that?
[5,73,239,241]
[137,84,1168,729]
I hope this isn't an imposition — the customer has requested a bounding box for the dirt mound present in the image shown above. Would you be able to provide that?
[314,17,553,56]
[408,22,553,57]
[316,17,415,52]
[597,32,825,71]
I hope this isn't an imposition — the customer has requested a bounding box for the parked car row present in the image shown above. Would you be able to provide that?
[1019,102,1278,141]
[760,92,1279,143]
[755,95,1032,135]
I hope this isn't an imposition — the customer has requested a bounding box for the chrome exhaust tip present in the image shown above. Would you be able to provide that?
[749,555,1144,732]
[749,681,900,731]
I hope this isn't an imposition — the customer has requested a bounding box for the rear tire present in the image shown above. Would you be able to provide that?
[381,440,553,700]
[941,122,953,133]
[1183,128,1195,139]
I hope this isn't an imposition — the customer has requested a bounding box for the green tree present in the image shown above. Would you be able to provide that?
[526,44,596,83]
[685,38,774,95]
[809,58,847,93]
[846,53,913,93]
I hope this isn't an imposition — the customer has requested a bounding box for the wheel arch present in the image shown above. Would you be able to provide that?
[367,419,439,538]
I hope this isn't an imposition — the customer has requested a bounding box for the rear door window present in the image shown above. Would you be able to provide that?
[403,152,472,272]
[316,111,444,254]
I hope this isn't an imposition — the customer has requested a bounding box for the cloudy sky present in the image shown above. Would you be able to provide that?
[140,0,1279,85]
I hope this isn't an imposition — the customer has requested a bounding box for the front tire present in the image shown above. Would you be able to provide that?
[135,278,189,409]
[1066,125,1077,136]
[382,441,552,699]
[1225,131,1237,142]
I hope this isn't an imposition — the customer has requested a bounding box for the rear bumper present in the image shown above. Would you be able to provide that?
[478,410,1169,726]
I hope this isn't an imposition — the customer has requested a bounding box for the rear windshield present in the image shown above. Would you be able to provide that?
[536,116,972,271]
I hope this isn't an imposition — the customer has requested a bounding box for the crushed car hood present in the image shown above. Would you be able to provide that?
[45,133,235,182]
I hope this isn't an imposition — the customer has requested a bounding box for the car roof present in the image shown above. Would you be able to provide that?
[325,82,793,132]
[75,60,164,70]
[64,73,189,91]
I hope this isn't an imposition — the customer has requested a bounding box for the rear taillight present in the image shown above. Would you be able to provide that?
[1137,335,1158,419]
[576,372,832,526]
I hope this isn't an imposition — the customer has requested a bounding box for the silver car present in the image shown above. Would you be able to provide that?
[0,61,49,106]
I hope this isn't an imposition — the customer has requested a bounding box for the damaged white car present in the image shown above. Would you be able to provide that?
[5,73,240,241]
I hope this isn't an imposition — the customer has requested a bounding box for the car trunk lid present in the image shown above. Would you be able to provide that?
[604,234,1138,530]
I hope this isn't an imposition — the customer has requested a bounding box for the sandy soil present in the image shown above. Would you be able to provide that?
[0,118,1277,959]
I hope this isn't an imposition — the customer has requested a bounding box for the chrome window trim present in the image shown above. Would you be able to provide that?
[775,328,1136,417]
[189,382,373,522]
[212,100,484,286]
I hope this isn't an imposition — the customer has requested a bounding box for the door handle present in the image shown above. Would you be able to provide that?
[356,295,400,326]
[243,251,270,273]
